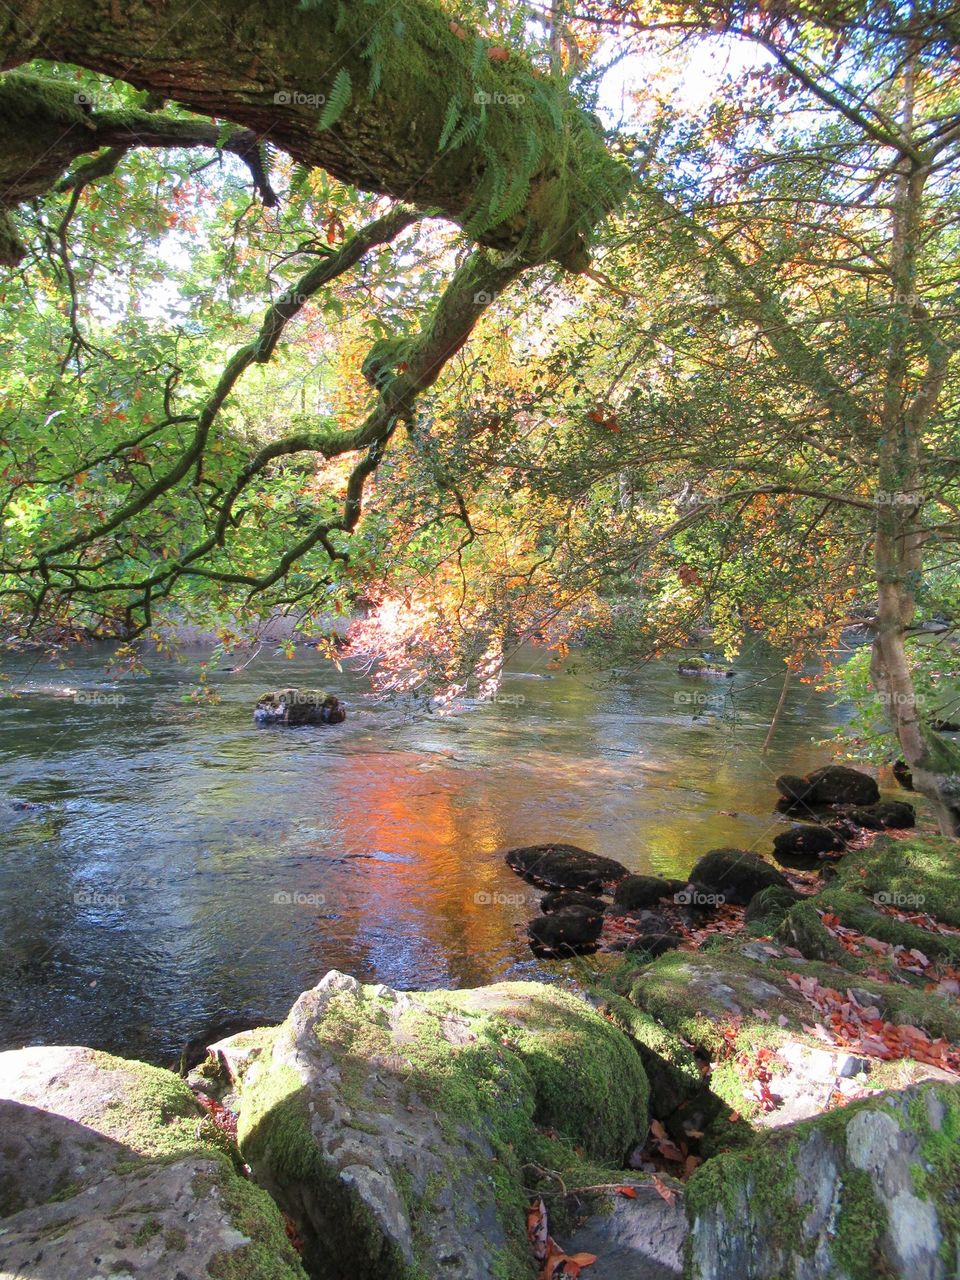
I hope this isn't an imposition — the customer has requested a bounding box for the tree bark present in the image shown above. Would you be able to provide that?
[0,0,627,270]
[870,47,960,836]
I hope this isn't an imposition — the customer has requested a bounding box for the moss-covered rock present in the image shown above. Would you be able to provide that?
[685,1081,960,1279]
[832,834,960,927]
[744,885,802,932]
[253,687,345,725]
[687,848,791,905]
[0,1045,305,1280]
[223,971,649,1280]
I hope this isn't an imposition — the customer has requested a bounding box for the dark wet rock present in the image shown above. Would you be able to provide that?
[772,824,845,862]
[540,889,608,914]
[931,717,960,732]
[744,885,802,928]
[685,1081,960,1280]
[841,800,916,830]
[776,765,880,808]
[673,882,725,915]
[505,843,629,891]
[677,658,734,678]
[605,906,675,933]
[688,848,790,905]
[529,906,604,955]
[565,1181,687,1279]
[9,799,43,812]
[254,687,346,726]
[892,758,915,790]
[615,875,687,910]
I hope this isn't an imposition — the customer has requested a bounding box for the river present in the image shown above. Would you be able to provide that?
[0,638,902,1064]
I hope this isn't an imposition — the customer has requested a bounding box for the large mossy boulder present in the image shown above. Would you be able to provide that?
[685,1081,960,1279]
[254,687,346,726]
[688,848,791,905]
[219,971,649,1280]
[0,1045,306,1280]
[505,842,629,890]
[622,940,960,1132]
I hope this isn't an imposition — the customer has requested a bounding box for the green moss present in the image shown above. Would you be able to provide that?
[832,1167,891,1280]
[133,1218,162,1245]
[834,835,960,926]
[907,1086,960,1265]
[85,1049,208,1159]
[815,887,960,963]
[194,1157,307,1280]
[775,900,853,967]
[165,1227,188,1251]
[744,885,800,934]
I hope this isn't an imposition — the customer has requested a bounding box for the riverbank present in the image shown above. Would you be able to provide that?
[2,812,957,1278]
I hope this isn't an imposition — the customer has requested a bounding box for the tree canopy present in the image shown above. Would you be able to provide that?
[1,0,959,828]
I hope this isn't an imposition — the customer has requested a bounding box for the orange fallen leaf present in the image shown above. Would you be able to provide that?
[651,1175,676,1205]
[617,1185,637,1198]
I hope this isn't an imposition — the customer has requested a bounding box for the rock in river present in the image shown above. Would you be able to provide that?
[776,764,880,808]
[614,874,687,910]
[254,687,345,726]
[528,905,605,955]
[688,848,791,905]
[505,842,629,891]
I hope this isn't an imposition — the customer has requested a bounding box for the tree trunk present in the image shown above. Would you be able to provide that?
[870,47,960,836]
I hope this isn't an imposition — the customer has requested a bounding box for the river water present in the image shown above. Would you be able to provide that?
[0,639,901,1064]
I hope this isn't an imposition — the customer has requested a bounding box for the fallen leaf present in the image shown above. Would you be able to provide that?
[652,1175,676,1205]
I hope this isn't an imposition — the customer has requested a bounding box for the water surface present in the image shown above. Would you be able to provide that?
[0,639,894,1062]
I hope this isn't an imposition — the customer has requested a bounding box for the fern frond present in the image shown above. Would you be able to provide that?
[438,97,461,152]
[318,68,352,130]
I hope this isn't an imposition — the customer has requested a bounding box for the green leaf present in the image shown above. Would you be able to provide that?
[318,69,352,131]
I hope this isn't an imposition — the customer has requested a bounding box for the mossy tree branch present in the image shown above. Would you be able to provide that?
[0,0,628,270]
